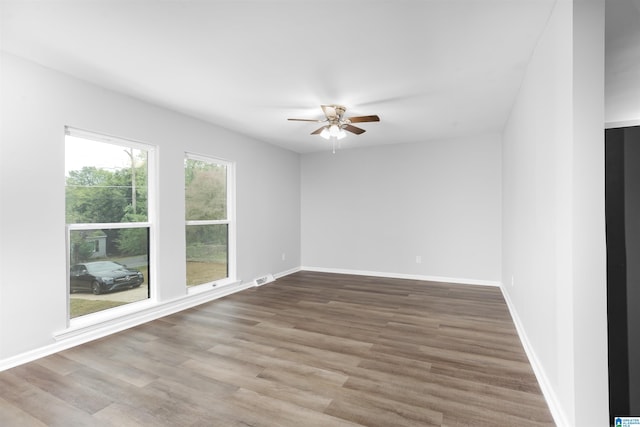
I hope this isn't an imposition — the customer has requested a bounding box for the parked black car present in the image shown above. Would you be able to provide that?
[70,261,144,295]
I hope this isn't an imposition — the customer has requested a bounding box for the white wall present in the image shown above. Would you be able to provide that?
[0,53,301,361]
[502,0,607,425]
[605,0,640,125]
[301,135,501,284]
[572,1,607,425]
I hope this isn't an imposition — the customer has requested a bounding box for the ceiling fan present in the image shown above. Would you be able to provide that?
[288,105,380,144]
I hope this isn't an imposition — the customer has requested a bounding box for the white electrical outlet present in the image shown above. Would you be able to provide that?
[416,255,422,264]
[282,253,286,261]
[511,275,515,287]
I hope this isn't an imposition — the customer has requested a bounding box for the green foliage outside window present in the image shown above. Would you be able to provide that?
[185,159,226,220]
[65,157,148,225]
[69,231,97,263]
[185,158,229,286]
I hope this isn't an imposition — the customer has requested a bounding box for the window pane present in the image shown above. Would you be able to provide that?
[69,227,149,318]
[65,136,148,223]
[66,130,152,319]
[186,224,228,286]
[185,159,227,221]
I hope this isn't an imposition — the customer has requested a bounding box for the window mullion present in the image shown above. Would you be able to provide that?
[68,222,152,231]
[185,219,229,226]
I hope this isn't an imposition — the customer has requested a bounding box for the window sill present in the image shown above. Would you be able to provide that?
[187,277,238,295]
[55,278,244,343]
[58,298,159,340]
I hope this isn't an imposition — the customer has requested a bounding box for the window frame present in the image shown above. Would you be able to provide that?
[65,126,157,324]
[184,152,236,291]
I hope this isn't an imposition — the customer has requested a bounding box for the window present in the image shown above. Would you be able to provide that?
[185,154,235,287]
[65,128,154,318]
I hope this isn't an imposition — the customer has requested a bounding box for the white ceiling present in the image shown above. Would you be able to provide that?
[1,0,558,153]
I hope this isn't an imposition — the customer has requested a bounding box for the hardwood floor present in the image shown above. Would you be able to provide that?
[0,271,555,426]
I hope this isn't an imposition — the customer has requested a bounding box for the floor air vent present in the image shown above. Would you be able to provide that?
[254,274,275,287]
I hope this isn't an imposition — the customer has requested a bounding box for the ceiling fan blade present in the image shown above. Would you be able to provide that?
[321,105,337,119]
[343,124,366,135]
[288,118,324,122]
[348,115,380,123]
[311,126,327,135]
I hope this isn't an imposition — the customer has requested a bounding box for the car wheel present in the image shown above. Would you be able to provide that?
[91,281,102,295]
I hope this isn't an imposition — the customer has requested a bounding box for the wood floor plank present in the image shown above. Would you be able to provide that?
[92,402,160,427]
[182,356,334,414]
[33,353,83,377]
[0,271,555,426]
[0,396,48,427]
[227,387,362,427]
[8,363,113,415]
[0,371,97,426]
[325,395,443,427]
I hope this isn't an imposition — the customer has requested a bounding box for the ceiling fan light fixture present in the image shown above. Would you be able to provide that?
[288,104,380,152]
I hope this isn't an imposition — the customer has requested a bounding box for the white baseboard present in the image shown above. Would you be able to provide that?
[300,266,501,287]
[274,266,301,279]
[500,285,569,427]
